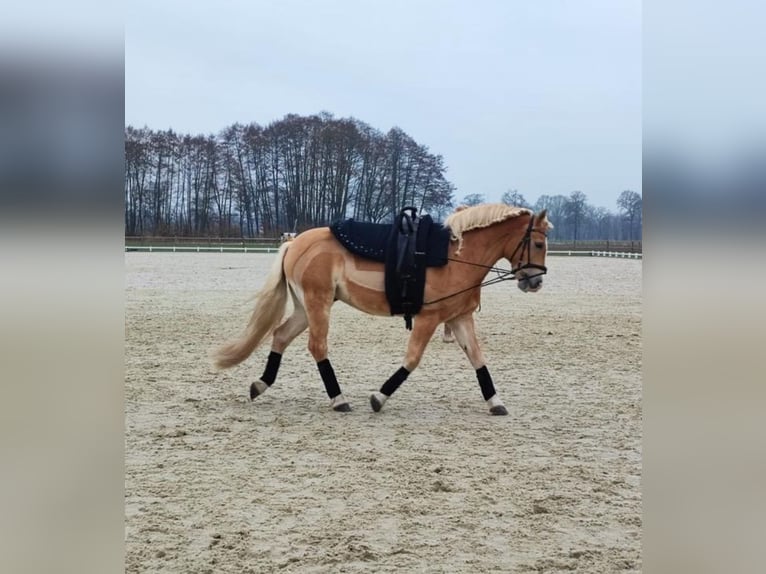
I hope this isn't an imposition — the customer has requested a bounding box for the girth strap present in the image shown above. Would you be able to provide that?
[395,207,419,329]
[385,206,431,330]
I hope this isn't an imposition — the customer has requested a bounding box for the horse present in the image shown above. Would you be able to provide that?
[212,203,553,415]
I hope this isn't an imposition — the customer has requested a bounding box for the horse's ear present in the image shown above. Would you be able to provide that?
[536,209,553,229]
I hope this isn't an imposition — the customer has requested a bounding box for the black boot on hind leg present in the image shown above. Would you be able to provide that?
[251,351,281,400]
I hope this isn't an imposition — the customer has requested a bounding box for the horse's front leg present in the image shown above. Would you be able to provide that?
[447,313,508,416]
[370,315,439,412]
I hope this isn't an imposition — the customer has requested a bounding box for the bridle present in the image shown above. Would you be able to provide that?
[423,213,548,306]
[508,211,548,279]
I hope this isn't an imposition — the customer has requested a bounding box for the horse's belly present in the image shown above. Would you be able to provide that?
[336,255,390,316]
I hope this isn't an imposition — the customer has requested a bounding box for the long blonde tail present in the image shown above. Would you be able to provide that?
[212,243,290,369]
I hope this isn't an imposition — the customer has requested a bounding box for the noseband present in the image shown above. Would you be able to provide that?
[509,213,548,278]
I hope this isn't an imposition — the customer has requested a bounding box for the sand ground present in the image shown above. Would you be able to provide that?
[125,252,641,573]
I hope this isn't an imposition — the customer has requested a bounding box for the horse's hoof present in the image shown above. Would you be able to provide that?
[370,394,383,412]
[333,402,352,412]
[490,405,509,416]
[250,380,269,401]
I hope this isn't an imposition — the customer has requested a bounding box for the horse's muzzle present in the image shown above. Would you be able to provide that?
[518,274,543,293]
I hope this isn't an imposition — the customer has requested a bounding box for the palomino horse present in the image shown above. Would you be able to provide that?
[213,204,552,415]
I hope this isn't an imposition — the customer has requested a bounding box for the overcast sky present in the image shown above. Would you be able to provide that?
[126,0,641,209]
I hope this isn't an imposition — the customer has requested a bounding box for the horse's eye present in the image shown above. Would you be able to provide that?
[534,242,545,249]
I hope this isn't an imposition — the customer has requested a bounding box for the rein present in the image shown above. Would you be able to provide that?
[421,264,516,306]
[422,214,548,307]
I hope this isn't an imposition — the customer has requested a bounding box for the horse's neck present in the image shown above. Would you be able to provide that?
[458,222,515,275]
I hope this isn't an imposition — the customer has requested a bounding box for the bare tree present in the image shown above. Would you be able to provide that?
[461,193,485,206]
[617,190,642,240]
[500,189,530,208]
[534,195,567,240]
[564,191,588,241]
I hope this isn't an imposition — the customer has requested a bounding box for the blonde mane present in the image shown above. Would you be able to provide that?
[444,203,533,253]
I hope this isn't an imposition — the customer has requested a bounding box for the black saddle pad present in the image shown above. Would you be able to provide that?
[329,219,391,263]
[330,217,451,267]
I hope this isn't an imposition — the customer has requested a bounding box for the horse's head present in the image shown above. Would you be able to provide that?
[508,209,553,293]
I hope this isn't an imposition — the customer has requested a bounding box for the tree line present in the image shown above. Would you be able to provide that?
[124,112,641,241]
[462,189,642,241]
[125,113,454,237]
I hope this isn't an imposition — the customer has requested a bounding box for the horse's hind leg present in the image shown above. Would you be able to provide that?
[303,291,352,412]
[249,291,308,400]
[370,315,439,412]
[447,313,508,416]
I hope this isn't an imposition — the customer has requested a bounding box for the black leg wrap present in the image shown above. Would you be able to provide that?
[317,359,342,399]
[476,366,496,401]
[261,351,282,386]
[380,367,410,397]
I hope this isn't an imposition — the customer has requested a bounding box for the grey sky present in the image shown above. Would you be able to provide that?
[126,0,641,209]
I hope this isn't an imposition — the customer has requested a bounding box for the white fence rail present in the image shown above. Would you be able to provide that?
[125,245,280,253]
[126,245,642,259]
[548,250,641,259]
[589,251,641,259]
[548,251,644,259]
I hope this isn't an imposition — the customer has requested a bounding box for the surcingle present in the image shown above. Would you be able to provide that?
[330,207,451,329]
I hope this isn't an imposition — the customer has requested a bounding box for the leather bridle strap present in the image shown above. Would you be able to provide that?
[510,213,547,277]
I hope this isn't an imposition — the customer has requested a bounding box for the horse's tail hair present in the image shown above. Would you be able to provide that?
[212,242,291,370]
